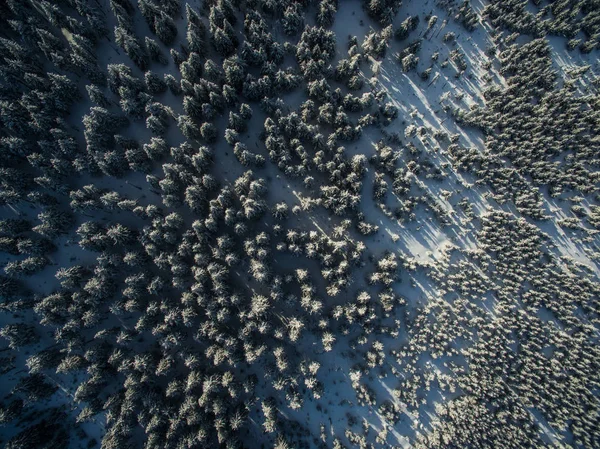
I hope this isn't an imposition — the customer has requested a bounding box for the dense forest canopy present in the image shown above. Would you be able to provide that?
[0,0,599,448]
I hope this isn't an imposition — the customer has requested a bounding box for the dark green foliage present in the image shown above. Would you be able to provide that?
[115,26,149,70]
[145,71,167,95]
[362,0,403,25]
[282,3,304,36]
[296,26,337,80]
[0,3,599,449]
[455,0,478,32]
[86,84,111,107]
[33,207,74,238]
[317,0,337,28]
[155,11,178,45]
[145,36,168,65]
[395,15,419,41]
[0,323,39,349]
[201,122,218,142]
[5,410,69,448]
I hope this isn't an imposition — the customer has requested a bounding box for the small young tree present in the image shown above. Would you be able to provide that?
[0,324,39,349]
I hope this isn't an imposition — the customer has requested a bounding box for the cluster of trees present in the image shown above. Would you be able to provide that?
[296,25,337,81]
[362,26,394,59]
[398,38,423,72]
[484,0,600,53]
[0,218,55,276]
[260,91,396,216]
[367,140,450,224]
[445,142,546,220]
[14,166,319,448]
[1,0,599,448]
[277,222,365,298]
[362,0,403,26]
[455,37,599,220]
[454,0,478,32]
[258,23,402,220]
[397,210,600,449]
